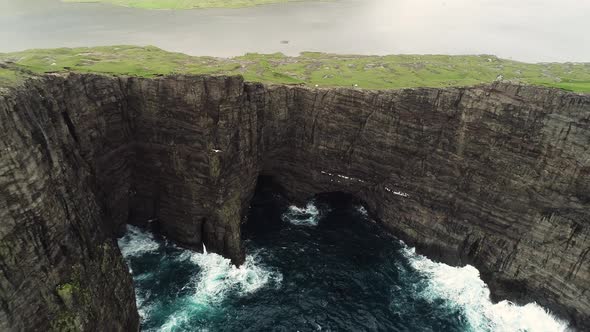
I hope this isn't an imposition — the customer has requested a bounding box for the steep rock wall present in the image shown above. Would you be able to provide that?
[0,73,588,330]
[262,85,590,328]
[0,76,139,331]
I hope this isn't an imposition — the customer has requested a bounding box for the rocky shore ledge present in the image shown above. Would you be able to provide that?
[1,73,588,330]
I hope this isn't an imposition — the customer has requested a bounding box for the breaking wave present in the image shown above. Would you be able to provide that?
[185,246,282,305]
[118,225,160,258]
[281,202,320,226]
[117,225,282,331]
[117,214,569,331]
[401,246,568,332]
[156,249,282,331]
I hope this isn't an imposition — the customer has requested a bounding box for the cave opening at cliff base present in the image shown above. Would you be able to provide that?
[114,175,571,331]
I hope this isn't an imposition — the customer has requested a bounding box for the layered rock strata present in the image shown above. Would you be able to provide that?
[0,73,588,330]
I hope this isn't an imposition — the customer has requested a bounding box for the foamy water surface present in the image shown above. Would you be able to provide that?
[118,199,567,331]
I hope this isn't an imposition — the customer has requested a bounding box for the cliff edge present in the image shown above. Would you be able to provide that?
[0,73,588,330]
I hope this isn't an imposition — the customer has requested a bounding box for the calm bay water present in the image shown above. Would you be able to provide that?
[1,0,589,62]
[118,191,567,331]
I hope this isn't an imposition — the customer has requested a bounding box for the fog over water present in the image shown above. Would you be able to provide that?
[1,0,589,62]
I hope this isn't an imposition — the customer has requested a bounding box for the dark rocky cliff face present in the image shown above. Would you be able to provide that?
[0,75,139,331]
[0,73,588,330]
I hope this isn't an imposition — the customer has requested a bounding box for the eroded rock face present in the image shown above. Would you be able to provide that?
[0,73,588,330]
[0,76,139,331]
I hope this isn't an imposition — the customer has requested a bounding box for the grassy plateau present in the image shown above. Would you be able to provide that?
[0,45,589,93]
[62,0,305,10]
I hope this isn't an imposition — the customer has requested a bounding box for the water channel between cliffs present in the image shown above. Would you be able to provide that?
[117,180,568,332]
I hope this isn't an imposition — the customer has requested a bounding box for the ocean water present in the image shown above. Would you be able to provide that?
[118,192,568,332]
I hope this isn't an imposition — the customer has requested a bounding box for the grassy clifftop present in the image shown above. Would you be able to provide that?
[1,45,588,92]
[62,0,303,10]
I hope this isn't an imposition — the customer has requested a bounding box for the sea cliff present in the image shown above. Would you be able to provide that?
[0,73,588,330]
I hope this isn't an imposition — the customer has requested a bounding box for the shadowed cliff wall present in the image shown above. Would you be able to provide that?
[0,73,588,330]
[0,75,139,331]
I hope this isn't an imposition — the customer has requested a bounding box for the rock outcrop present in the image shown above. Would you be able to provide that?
[0,73,588,330]
[0,75,139,331]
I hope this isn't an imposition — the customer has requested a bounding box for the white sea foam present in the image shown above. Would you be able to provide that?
[189,249,283,304]
[117,226,160,321]
[117,225,160,258]
[119,226,282,331]
[136,291,153,320]
[156,249,282,331]
[158,309,204,332]
[281,202,320,226]
[401,246,569,332]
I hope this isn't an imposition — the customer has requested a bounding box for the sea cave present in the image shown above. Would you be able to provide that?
[0,73,588,331]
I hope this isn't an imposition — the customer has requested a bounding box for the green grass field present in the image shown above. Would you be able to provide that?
[0,45,589,92]
[0,67,21,86]
[62,0,303,10]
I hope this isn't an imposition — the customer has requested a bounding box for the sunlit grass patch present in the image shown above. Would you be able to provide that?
[1,46,588,93]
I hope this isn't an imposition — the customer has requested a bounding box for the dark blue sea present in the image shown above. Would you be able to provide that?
[118,190,566,332]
